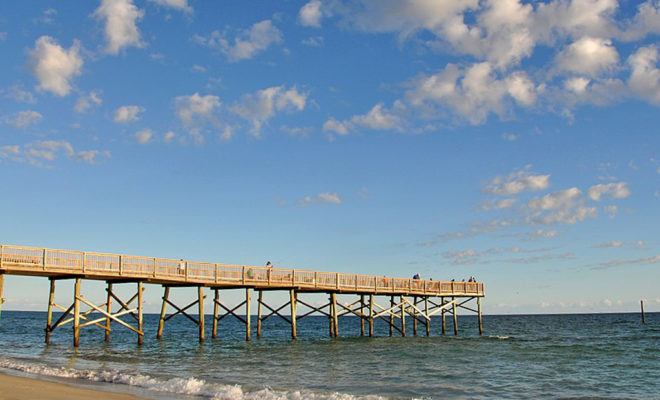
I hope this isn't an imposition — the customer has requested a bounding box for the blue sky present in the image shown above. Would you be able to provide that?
[1,0,659,314]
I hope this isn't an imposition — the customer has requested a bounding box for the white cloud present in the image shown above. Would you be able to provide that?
[594,240,624,248]
[134,128,153,144]
[29,36,83,97]
[564,77,591,93]
[604,205,619,218]
[484,167,550,196]
[526,187,598,225]
[6,140,109,167]
[555,37,619,76]
[148,0,192,13]
[593,254,660,270]
[301,36,324,47]
[628,45,660,105]
[94,0,145,54]
[620,1,660,41]
[4,85,36,104]
[175,93,221,126]
[297,192,342,207]
[322,118,349,136]
[164,131,175,143]
[299,0,323,27]
[231,86,307,135]
[501,132,518,141]
[113,105,144,123]
[405,63,536,125]
[194,20,282,62]
[74,91,102,113]
[588,182,630,201]
[6,110,42,128]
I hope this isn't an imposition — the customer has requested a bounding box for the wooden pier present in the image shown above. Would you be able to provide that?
[0,244,485,346]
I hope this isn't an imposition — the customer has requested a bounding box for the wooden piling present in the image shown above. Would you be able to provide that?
[441,297,446,335]
[45,279,55,343]
[212,289,219,339]
[105,282,112,342]
[328,293,334,337]
[289,289,296,339]
[641,300,646,324]
[73,278,81,347]
[331,292,339,337]
[0,273,4,325]
[452,297,458,336]
[246,288,251,341]
[137,282,143,345]
[157,286,169,340]
[424,296,430,336]
[412,296,417,336]
[198,286,205,342]
[389,296,394,337]
[368,294,374,337]
[360,295,365,336]
[257,290,263,339]
[477,297,483,335]
[400,295,406,337]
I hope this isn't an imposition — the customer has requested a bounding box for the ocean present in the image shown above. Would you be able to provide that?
[0,310,657,399]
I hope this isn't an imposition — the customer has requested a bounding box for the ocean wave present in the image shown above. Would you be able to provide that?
[0,357,387,400]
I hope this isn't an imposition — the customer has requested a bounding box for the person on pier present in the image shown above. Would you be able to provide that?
[266,261,272,281]
[178,259,185,275]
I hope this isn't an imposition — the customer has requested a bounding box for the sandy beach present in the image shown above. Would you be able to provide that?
[0,372,145,400]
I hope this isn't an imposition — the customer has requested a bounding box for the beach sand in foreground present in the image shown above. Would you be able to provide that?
[0,372,146,400]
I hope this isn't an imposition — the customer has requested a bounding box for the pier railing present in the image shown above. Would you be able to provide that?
[0,244,484,296]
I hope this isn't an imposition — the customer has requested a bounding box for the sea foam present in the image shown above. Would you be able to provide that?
[0,357,387,400]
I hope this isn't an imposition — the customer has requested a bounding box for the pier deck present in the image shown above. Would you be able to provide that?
[0,244,484,345]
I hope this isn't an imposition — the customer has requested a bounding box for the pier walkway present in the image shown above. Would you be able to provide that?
[0,244,484,346]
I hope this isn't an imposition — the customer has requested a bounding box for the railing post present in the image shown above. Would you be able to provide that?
[153,258,157,278]
[82,252,86,273]
[314,272,317,288]
[185,262,189,282]
[0,244,4,269]
[215,263,219,283]
[242,266,246,284]
[336,273,339,289]
[355,275,358,290]
[42,248,47,270]
[119,255,123,276]
[292,270,296,285]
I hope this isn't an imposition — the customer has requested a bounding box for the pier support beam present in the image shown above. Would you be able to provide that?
[257,290,263,338]
[360,295,365,336]
[156,286,206,342]
[45,279,55,343]
[368,294,374,337]
[211,288,251,341]
[105,283,112,342]
[198,286,205,342]
[137,282,144,345]
[478,297,483,335]
[0,273,4,325]
[400,295,406,337]
[452,297,458,336]
[441,297,446,335]
[424,296,430,336]
[331,293,339,337]
[389,296,394,337]
[73,278,81,347]
[290,289,297,339]
[412,296,417,336]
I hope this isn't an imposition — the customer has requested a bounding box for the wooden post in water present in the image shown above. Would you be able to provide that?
[641,300,646,324]
[328,293,334,337]
[452,297,458,336]
[257,290,263,339]
[477,297,483,335]
[157,286,169,340]
[441,296,446,335]
[389,296,394,337]
[73,278,81,347]
[412,296,417,336]
[105,282,112,342]
[424,296,430,336]
[0,273,4,325]
[360,295,365,336]
[246,288,251,341]
[331,292,339,337]
[137,282,143,345]
[212,289,219,339]
[368,294,374,337]
[289,289,296,340]
[45,279,55,343]
[400,295,406,337]
[198,286,205,342]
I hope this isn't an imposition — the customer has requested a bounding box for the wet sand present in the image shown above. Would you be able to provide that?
[0,372,145,400]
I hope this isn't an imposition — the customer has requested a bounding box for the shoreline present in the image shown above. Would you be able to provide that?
[0,371,150,400]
